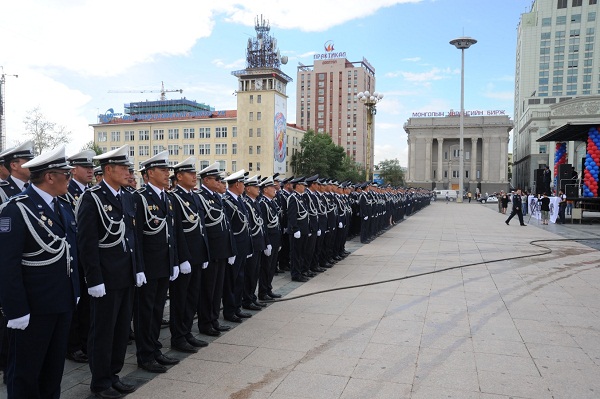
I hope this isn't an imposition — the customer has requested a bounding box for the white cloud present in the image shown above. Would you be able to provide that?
[402,57,421,62]
[211,58,246,69]
[386,67,456,86]
[483,91,514,101]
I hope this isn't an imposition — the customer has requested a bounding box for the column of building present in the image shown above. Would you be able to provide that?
[499,137,508,183]
[470,137,477,182]
[482,137,490,182]
[409,138,416,182]
[425,138,432,182]
[437,138,444,186]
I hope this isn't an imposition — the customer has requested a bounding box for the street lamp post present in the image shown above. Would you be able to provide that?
[450,36,476,203]
[357,90,383,181]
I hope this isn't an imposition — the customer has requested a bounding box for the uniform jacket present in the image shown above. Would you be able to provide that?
[243,194,267,253]
[196,187,236,261]
[0,176,26,203]
[259,195,282,250]
[0,186,79,319]
[287,191,309,236]
[77,181,141,290]
[171,186,210,266]
[223,191,253,257]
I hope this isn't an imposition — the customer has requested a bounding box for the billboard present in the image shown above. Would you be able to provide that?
[273,93,287,174]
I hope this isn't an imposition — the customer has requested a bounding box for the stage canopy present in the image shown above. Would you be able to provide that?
[537,122,600,142]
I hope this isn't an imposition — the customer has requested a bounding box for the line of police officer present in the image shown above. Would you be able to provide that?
[0,142,432,399]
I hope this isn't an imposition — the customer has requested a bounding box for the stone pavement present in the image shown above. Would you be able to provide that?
[3,201,600,398]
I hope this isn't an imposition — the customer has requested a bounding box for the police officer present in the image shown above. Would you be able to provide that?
[257,176,283,300]
[222,169,253,322]
[196,163,236,336]
[77,145,143,398]
[133,151,181,373]
[0,141,34,203]
[93,166,103,185]
[287,177,310,282]
[0,145,79,398]
[276,176,293,272]
[169,157,210,353]
[64,150,95,364]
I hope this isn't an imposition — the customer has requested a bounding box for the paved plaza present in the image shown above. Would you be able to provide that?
[3,200,600,398]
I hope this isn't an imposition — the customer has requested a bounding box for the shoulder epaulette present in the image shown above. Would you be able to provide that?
[10,194,28,202]
[58,196,70,204]
[88,185,101,192]
[0,181,9,187]
[136,187,147,193]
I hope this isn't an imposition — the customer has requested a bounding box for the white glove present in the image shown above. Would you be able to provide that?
[170,266,180,281]
[7,314,30,330]
[339,222,343,228]
[294,231,301,239]
[246,254,253,258]
[228,256,236,265]
[77,297,80,305]
[317,229,321,237]
[136,272,147,287]
[364,216,368,220]
[202,261,209,269]
[180,261,192,274]
[88,283,106,297]
[264,244,272,256]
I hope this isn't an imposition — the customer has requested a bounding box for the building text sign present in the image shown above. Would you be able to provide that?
[411,110,506,118]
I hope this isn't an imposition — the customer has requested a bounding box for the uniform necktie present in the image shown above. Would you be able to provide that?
[115,193,121,204]
[52,198,63,225]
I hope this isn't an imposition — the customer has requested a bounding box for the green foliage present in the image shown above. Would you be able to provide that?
[81,141,104,156]
[23,107,71,155]
[291,130,365,181]
[377,158,405,186]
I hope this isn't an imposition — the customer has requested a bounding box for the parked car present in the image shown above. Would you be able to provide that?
[478,195,498,204]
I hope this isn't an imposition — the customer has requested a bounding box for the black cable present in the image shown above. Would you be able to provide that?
[264,237,600,303]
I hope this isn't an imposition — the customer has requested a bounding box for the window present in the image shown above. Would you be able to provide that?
[183,144,195,155]
[152,145,164,155]
[217,161,226,172]
[215,127,227,138]
[98,131,107,142]
[249,146,253,155]
[199,127,210,138]
[231,161,237,171]
[452,170,459,178]
[257,128,261,137]
[183,128,195,139]
[199,160,209,170]
[257,112,261,121]
[557,16,567,25]
[249,112,254,121]
[249,95,254,104]
[542,17,552,26]
[139,130,149,141]
[111,131,120,141]
[249,128,253,137]
[129,146,135,157]
[168,128,179,140]
[232,144,237,154]
[248,162,253,171]
[589,12,597,21]
[453,149,460,158]
[124,130,134,141]
[168,144,179,156]
[138,145,149,156]
[232,127,237,138]
[153,129,164,140]
[256,145,261,155]
[573,0,583,5]
[572,14,582,23]
[257,95,261,104]
[591,0,598,4]
[558,0,567,8]
[215,144,226,155]
[539,145,547,154]
[257,162,261,171]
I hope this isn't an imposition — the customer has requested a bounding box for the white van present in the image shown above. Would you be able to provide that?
[435,190,459,201]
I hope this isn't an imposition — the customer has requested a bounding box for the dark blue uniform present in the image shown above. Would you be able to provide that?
[241,194,266,307]
[287,191,309,280]
[258,195,282,298]
[0,186,79,399]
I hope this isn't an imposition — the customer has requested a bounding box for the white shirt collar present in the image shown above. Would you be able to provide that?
[202,184,215,196]
[103,181,121,198]
[31,184,54,208]
[148,182,164,197]
[176,184,192,194]
[73,179,87,192]
[227,190,239,200]
[12,176,27,191]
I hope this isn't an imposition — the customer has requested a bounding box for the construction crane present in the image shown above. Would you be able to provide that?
[108,81,183,101]
[0,67,18,152]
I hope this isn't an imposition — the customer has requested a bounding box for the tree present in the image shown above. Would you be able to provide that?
[291,129,365,181]
[81,140,104,156]
[23,107,71,155]
[378,158,405,186]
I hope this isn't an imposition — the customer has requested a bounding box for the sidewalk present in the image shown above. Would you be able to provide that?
[4,201,600,398]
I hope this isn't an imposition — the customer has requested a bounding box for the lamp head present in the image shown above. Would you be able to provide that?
[450,36,477,50]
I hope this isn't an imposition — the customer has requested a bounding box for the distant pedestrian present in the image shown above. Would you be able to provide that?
[445,193,449,203]
[540,192,550,225]
[501,193,509,214]
[467,192,472,203]
[505,188,526,226]
[557,189,567,224]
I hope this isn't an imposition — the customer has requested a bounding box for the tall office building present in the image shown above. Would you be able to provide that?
[513,0,600,191]
[296,54,376,171]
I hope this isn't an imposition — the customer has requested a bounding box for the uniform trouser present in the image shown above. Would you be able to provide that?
[222,255,246,319]
[506,208,524,225]
[89,287,133,393]
[67,266,89,354]
[304,233,317,273]
[259,245,280,297]
[198,259,226,330]
[360,219,369,243]
[6,311,71,399]
[323,230,335,262]
[278,233,290,269]
[290,234,307,279]
[558,203,566,223]
[134,277,169,364]
[311,233,325,269]
[0,313,7,380]
[243,251,262,306]
[170,264,201,345]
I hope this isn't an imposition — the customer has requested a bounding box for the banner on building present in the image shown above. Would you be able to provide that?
[273,94,287,174]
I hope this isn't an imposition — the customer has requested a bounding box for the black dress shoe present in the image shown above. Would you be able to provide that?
[94,387,124,398]
[311,267,325,273]
[267,292,282,299]
[112,380,136,394]
[186,336,209,347]
[303,271,316,277]
[199,326,221,336]
[138,360,167,373]
[322,263,333,268]
[171,341,198,353]
[334,256,343,261]
[214,324,231,332]
[292,276,309,282]
[242,303,262,311]
[258,294,272,301]
[67,350,88,363]
[236,311,252,318]
[224,314,243,323]
[279,265,290,271]
[155,353,180,365]
[253,301,268,307]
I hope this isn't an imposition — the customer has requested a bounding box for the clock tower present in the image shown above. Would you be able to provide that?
[232,15,293,174]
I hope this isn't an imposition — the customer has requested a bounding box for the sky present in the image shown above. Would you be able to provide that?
[1,0,534,167]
